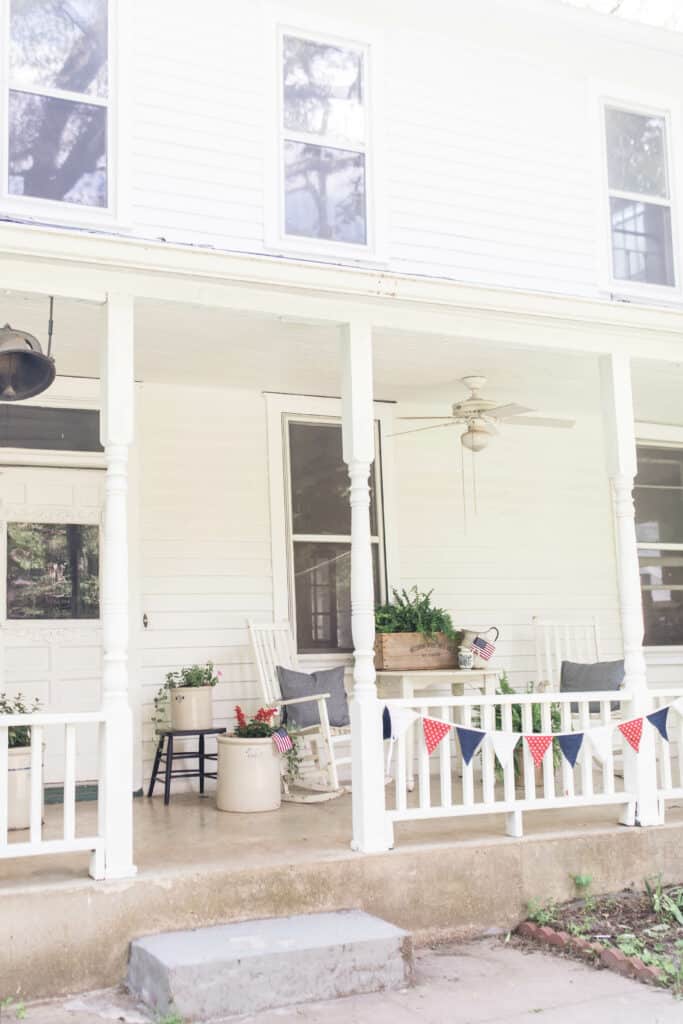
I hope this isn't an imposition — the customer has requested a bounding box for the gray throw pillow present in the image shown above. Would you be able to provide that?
[276,665,350,729]
[560,659,624,713]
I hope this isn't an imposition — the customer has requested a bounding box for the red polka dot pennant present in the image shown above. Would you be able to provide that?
[423,717,452,756]
[619,717,643,752]
[525,734,553,768]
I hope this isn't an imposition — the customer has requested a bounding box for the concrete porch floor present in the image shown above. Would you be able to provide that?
[2,791,683,1000]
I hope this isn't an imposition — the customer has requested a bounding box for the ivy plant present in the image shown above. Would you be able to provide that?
[0,692,41,748]
[375,587,462,643]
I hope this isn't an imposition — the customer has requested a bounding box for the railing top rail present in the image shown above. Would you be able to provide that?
[650,688,683,697]
[0,711,106,727]
[382,691,636,708]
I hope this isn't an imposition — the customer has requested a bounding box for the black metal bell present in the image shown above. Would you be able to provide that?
[0,324,56,401]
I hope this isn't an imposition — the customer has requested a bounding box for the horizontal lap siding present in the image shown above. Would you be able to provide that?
[138,385,272,785]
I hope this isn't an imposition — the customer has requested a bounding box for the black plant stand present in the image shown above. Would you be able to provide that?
[147,727,226,805]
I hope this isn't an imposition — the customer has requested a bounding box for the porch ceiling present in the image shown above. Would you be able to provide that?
[1,290,681,424]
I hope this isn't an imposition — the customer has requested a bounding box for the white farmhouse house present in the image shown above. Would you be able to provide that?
[2,0,683,994]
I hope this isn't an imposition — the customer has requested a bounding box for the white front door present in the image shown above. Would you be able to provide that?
[0,466,104,784]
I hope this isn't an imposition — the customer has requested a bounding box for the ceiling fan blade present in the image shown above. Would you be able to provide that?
[505,415,576,429]
[486,403,534,420]
[398,416,457,421]
[388,421,461,438]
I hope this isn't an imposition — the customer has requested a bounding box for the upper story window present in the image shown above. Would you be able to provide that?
[276,28,371,254]
[604,104,675,290]
[635,445,683,646]
[3,0,110,213]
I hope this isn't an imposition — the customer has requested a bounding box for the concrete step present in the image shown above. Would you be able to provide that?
[127,910,414,1020]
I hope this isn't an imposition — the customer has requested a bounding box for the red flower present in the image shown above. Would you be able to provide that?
[255,706,277,723]
[235,705,247,729]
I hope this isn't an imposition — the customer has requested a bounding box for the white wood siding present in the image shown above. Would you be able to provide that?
[117,0,683,299]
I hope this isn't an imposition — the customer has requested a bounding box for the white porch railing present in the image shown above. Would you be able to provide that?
[650,689,683,803]
[0,711,106,878]
[385,691,639,839]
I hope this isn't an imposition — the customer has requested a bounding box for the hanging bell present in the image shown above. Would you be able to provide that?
[0,324,56,401]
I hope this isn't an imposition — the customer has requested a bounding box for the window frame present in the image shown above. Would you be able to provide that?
[0,0,128,227]
[266,392,398,663]
[265,8,385,264]
[595,85,681,301]
[635,431,683,653]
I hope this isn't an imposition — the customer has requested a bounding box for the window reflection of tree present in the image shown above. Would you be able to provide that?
[7,522,99,619]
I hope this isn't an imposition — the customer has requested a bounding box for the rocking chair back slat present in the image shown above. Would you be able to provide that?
[248,621,297,705]
[533,616,601,691]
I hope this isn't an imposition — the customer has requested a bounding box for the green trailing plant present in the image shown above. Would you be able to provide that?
[494,674,562,779]
[375,587,462,644]
[0,693,41,749]
[526,898,558,926]
[151,662,221,737]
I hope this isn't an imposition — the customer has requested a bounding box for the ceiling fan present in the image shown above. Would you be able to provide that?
[396,375,575,452]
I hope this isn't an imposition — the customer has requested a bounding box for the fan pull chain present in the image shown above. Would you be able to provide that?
[471,447,478,516]
[460,438,468,535]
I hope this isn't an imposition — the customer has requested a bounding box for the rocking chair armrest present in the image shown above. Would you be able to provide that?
[276,693,332,707]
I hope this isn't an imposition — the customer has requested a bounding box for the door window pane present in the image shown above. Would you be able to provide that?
[283,35,364,146]
[9,91,107,206]
[610,197,674,287]
[7,522,100,620]
[605,107,668,198]
[289,421,376,535]
[10,0,108,98]
[640,550,683,645]
[293,541,380,653]
[635,447,683,544]
[284,141,366,244]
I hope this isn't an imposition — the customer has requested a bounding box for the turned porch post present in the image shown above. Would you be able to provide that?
[599,352,661,827]
[97,292,137,878]
[340,320,392,853]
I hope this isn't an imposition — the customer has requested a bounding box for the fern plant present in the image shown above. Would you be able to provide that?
[375,587,462,643]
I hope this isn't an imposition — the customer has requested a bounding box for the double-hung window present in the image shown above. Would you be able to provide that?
[3,0,110,213]
[286,417,385,654]
[603,104,675,290]
[276,28,370,252]
[635,445,683,646]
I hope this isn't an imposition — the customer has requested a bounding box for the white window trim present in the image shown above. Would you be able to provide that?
[263,5,386,266]
[635,423,683,655]
[0,0,130,229]
[592,80,682,303]
[265,392,398,662]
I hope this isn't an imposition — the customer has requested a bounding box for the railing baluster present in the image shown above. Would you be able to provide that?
[521,704,535,800]
[63,724,76,841]
[481,702,495,804]
[0,725,8,846]
[30,724,43,845]
[579,703,593,797]
[439,704,452,809]
[396,729,407,813]
[601,700,615,796]
[560,702,574,798]
[461,704,474,806]
[540,701,555,799]
[418,705,430,810]
[501,703,516,804]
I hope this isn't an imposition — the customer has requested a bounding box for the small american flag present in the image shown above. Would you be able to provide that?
[272,727,293,753]
[471,635,496,661]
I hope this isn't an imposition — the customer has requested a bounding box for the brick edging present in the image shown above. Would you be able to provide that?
[516,921,665,988]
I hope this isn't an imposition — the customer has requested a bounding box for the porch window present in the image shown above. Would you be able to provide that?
[287,418,384,653]
[604,105,675,289]
[6,522,100,619]
[5,0,109,209]
[635,446,683,646]
[278,31,369,248]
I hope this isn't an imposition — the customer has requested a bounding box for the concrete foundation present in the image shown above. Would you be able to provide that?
[2,794,683,1000]
[127,912,413,1019]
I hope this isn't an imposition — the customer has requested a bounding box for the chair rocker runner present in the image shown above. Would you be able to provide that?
[248,621,351,802]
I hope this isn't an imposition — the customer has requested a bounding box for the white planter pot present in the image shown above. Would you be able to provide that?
[216,735,281,813]
[170,686,213,731]
[8,747,43,831]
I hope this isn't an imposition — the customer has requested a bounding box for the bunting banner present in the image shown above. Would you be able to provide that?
[647,706,669,742]
[488,730,521,769]
[587,725,613,763]
[619,717,643,752]
[525,734,553,767]
[423,717,452,755]
[558,732,583,768]
[456,726,485,765]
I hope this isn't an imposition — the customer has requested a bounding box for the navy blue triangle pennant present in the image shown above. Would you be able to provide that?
[382,705,391,741]
[456,726,485,765]
[647,706,670,742]
[558,732,583,768]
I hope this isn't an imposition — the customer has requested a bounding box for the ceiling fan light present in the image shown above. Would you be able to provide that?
[461,425,489,452]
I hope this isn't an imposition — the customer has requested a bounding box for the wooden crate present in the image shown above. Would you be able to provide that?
[374,632,458,671]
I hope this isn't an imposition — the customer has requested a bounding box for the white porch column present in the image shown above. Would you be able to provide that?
[340,320,392,853]
[599,352,661,827]
[97,292,137,878]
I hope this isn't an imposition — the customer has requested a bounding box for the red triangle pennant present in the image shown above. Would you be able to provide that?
[423,717,452,755]
[619,717,643,753]
[525,734,553,768]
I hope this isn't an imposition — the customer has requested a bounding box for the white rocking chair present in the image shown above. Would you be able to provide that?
[533,616,601,692]
[248,620,351,802]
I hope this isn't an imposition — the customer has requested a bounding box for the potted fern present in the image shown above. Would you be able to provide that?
[0,692,42,831]
[374,587,463,671]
